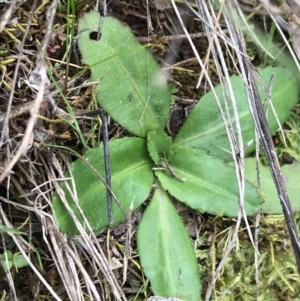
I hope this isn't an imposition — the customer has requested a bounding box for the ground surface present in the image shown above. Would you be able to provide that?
[0,1,300,301]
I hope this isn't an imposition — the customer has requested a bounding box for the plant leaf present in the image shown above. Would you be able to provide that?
[147,129,174,164]
[137,184,201,301]
[155,145,263,216]
[13,254,28,269]
[1,251,13,270]
[53,137,154,234]
[241,158,300,214]
[78,11,170,137]
[174,67,299,160]
[0,224,27,236]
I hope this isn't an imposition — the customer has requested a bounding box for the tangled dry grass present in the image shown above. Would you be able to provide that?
[1,0,300,300]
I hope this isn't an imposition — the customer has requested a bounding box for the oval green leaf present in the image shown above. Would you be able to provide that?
[241,158,300,214]
[78,11,170,137]
[155,145,263,216]
[1,251,13,270]
[14,254,28,269]
[137,184,201,301]
[53,137,154,234]
[174,67,299,160]
[147,129,174,164]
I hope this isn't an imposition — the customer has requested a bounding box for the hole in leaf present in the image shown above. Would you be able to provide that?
[89,31,101,41]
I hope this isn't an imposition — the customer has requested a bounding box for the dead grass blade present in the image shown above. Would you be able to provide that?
[186,2,254,300]
[0,0,59,183]
[51,152,127,301]
[0,201,62,301]
[0,0,19,32]
[230,0,300,274]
